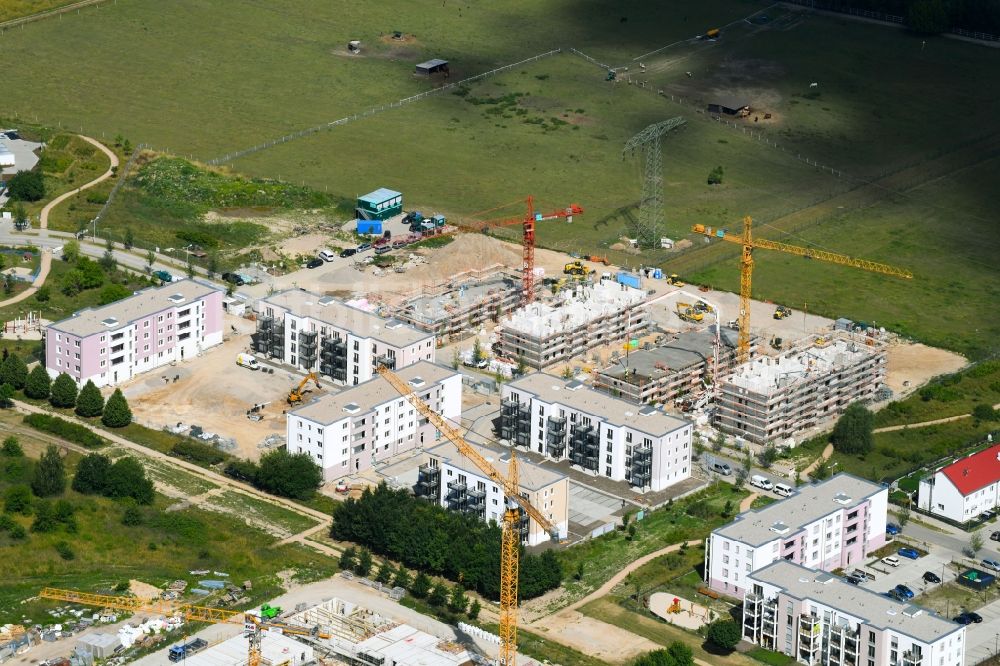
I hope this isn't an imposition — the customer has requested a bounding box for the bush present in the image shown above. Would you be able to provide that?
[101,389,132,427]
[72,453,112,494]
[122,504,143,526]
[707,166,724,185]
[223,459,259,482]
[973,404,998,422]
[31,445,66,498]
[6,170,45,202]
[98,283,132,306]
[105,457,155,505]
[254,449,322,500]
[0,384,13,408]
[50,373,79,408]
[174,440,228,465]
[706,619,741,652]
[23,413,106,448]
[75,380,104,417]
[1,436,23,456]
[4,485,32,515]
[54,541,76,560]
[24,365,51,400]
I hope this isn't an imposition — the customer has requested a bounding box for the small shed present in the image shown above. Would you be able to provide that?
[357,219,384,235]
[707,97,750,117]
[415,59,449,76]
[78,633,121,659]
[356,188,402,221]
[834,317,854,332]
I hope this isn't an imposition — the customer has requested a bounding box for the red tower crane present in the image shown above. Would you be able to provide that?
[456,197,583,304]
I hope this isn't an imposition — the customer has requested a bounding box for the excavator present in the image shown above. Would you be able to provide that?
[665,274,685,287]
[773,305,792,320]
[287,372,321,405]
[563,260,594,276]
[675,302,704,323]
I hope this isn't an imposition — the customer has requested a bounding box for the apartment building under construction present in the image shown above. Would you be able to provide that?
[500,280,647,369]
[715,334,886,444]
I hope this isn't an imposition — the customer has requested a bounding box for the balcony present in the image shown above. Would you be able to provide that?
[415,464,440,499]
[374,354,396,370]
[546,416,567,435]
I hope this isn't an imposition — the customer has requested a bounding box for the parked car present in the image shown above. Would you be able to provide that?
[306,258,324,269]
[845,574,863,585]
[885,523,901,536]
[991,530,1000,542]
[851,569,875,581]
[898,547,920,560]
[881,556,900,567]
[711,461,733,476]
[339,248,357,258]
[884,589,905,601]
[982,558,1000,572]
[923,571,942,584]
[750,475,773,491]
[894,584,914,599]
[981,508,997,521]
[954,612,983,625]
[221,272,244,285]
[356,243,372,252]
[954,614,974,625]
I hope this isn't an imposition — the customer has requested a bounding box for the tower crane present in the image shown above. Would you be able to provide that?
[457,196,583,305]
[376,365,558,666]
[692,217,913,364]
[37,588,330,666]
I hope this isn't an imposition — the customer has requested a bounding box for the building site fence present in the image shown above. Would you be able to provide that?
[0,0,113,32]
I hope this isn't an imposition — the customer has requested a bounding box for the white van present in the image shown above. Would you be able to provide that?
[773,482,794,497]
[750,475,773,491]
[711,461,732,476]
[236,353,260,370]
[318,249,337,262]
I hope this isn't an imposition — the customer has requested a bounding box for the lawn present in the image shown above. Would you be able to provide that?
[207,490,319,536]
[14,133,114,221]
[876,360,1000,427]
[917,579,1000,617]
[746,647,796,666]
[0,0,83,23]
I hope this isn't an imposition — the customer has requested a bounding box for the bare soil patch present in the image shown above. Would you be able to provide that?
[884,342,967,398]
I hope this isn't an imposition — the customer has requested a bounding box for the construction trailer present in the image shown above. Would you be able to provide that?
[714,333,886,445]
[593,328,751,405]
[355,188,402,221]
[500,281,648,369]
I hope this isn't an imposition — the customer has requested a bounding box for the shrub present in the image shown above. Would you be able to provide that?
[72,453,112,494]
[34,286,51,302]
[706,619,741,651]
[105,457,155,505]
[973,404,998,422]
[23,413,106,448]
[254,449,322,500]
[24,365,51,400]
[831,403,874,455]
[75,380,104,417]
[31,445,66,498]
[174,440,228,465]
[122,505,143,526]
[1,436,23,456]
[55,541,76,560]
[0,384,13,408]
[223,459,259,482]
[50,373,78,408]
[6,170,45,201]
[4,485,32,515]
[101,389,132,427]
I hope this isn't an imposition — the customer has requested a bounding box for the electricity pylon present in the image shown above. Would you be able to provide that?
[622,117,686,248]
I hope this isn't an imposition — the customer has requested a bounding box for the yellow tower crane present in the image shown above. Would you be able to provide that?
[37,588,330,666]
[693,217,913,364]
[376,365,558,666]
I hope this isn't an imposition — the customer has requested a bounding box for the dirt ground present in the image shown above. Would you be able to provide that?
[128,580,162,601]
[883,341,967,397]
[121,315,304,460]
[532,610,660,662]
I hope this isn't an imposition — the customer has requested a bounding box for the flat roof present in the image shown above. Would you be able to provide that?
[724,336,881,396]
[403,274,519,323]
[714,473,884,546]
[503,281,646,339]
[751,560,962,645]
[357,623,468,666]
[291,361,458,425]
[416,58,449,69]
[181,631,309,666]
[599,328,737,380]
[427,439,564,491]
[48,278,220,338]
[261,289,431,348]
[507,372,690,437]
[358,188,401,205]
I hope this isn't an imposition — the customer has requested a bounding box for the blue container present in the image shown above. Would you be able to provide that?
[653,269,663,279]
[616,272,641,289]
[357,220,383,235]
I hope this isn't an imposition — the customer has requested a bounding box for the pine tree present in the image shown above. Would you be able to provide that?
[101,389,132,427]
[374,565,392,584]
[75,380,104,417]
[355,548,373,577]
[50,373,78,408]
[24,365,51,400]
[0,384,13,408]
[467,599,481,621]
[427,583,447,607]
[410,571,431,598]
[0,354,28,390]
[447,583,468,614]
[72,453,112,494]
[339,546,357,571]
[392,567,412,590]
[31,445,66,497]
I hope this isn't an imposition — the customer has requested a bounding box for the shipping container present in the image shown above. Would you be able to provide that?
[616,272,641,289]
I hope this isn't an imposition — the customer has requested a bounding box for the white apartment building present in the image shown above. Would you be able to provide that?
[706,474,888,597]
[500,372,692,492]
[286,361,461,480]
[416,440,569,546]
[744,561,964,666]
[254,290,435,385]
[45,278,224,388]
[917,443,1000,523]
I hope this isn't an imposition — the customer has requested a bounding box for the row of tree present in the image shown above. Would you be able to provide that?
[816,0,1000,34]
[223,449,322,500]
[331,483,562,601]
[73,453,155,505]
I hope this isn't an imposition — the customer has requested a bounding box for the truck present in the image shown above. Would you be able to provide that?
[152,270,176,283]
[236,353,260,370]
[168,639,208,662]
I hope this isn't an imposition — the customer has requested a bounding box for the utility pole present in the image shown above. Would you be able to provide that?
[622,117,686,249]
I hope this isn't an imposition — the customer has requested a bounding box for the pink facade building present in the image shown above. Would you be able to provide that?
[45,279,224,388]
[705,474,888,598]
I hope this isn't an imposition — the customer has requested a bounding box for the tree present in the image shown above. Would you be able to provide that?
[2,436,23,456]
[448,583,468,614]
[898,503,911,529]
[810,458,832,481]
[72,453,112,494]
[99,249,117,272]
[3,274,12,296]
[75,380,104,417]
[62,240,80,263]
[24,365,51,400]
[0,384,13,408]
[7,170,45,201]
[467,599,481,620]
[105,456,154,504]
[693,434,705,460]
[711,431,725,452]
[973,404,998,422]
[451,348,460,370]
[472,338,484,364]
[632,642,695,666]
[98,283,132,306]
[31,445,66,497]
[831,403,875,455]
[122,504,143,526]
[50,373,79,408]
[102,389,132,427]
[0,354,28,390]
[31,500,59,532]
[428,583,447,607]
[758,444,778,469]
[124,228,135,250]
[146,249,156,268]
[207,254,219,278]
[13,202,28,229]
[339,546,357,571]
[355,548,373,577]
[4,485,32,515]
[186,257,195,278]
[908,0,949,33]
[705,619,741,652]
[392,567,412,590]
[515,355,528,377]
[255,449,322,500]
[969,531,984,558]
[374,564,392,584]
[707,166,724,185]
[410,571,431,598]
[34,285,51,302]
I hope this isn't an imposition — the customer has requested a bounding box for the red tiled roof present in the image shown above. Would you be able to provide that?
[941,444,1000,496]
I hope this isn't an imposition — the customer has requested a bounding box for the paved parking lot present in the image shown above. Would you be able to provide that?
[854,548,954,601]
[566,483,625,535]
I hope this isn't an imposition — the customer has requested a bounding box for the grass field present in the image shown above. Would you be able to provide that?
[876,359,1000,427]
[0,0,82,23]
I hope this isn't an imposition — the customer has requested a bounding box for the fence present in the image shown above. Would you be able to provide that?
[208,48,563,165]
[0,0,114,32]
[781,0,999,42]
[92,142,146,232]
